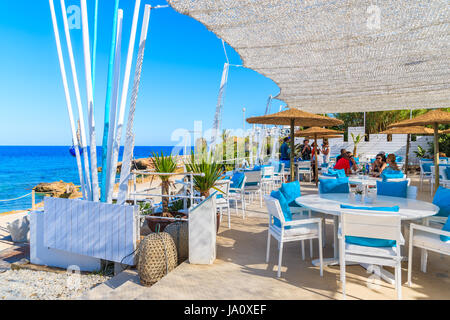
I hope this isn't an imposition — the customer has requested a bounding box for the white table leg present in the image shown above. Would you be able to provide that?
[360,263,396,285]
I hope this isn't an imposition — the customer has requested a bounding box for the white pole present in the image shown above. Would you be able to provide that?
[210,63,229,153]
[80,0,100,202]
[104,10,124,203]
[49,0,86,200]
[60,0,91,200]
[116,5,151,205]
[109,0,141,200]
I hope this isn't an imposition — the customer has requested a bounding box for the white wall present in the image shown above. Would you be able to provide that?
[295,126,433,164]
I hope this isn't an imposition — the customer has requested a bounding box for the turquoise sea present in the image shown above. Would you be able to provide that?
[0,146,191,213]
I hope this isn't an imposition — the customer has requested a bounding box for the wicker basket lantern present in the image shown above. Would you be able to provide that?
[137,232,178,287]
[165,221,189,263]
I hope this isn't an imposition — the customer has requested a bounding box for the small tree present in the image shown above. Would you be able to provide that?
[151,152,178,214]
[350,133,365,157]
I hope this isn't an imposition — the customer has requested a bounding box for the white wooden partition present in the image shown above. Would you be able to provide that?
[43,197,139,265]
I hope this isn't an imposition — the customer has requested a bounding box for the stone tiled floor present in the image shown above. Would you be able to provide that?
[83,176,450,300]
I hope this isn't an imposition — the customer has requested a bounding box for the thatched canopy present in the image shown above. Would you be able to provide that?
[442,128,450,134]
[380,126,438,135]
[295,127,343,137]
[246,109,343,127]
[387,110,450,128]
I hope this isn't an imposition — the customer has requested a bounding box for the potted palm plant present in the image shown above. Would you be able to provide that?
[185,152,224,232]
[145,152,183,232]
[351,133,366,157]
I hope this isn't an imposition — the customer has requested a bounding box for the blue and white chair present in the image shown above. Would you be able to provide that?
[228,172,247,218]
[297,160,312,182]
[264,193,323,278]
[338,208,404,300]
[430,165,450,195]
[408,216,450,286]
[419,159,433,190]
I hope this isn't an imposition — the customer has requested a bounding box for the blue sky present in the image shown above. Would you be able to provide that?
[0,0,282,146]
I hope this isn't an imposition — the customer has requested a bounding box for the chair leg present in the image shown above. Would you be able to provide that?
[318,225,323,277]
[309,239,313,258]
[339,239,346,299]
[260,190,263,208]
[266,231,271,263]
[420,249,428,273]
[396,264,402,300]
[301,240,305,260]
[227,206,231,229]
[277,242,284,278]
[408,232,413,287]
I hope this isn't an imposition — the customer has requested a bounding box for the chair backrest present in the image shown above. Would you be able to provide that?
[297,161,311,169]
[340,210,402,244]
[264,195,284,226]
[406,186,418,199]
[430,165,450,179]
[262,166,274,177]
[212,180,230,197]
[244,170,262,184]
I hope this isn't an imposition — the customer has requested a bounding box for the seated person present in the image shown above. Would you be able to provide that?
[371,153,387,177]
[335,149,346,162]
[334,152,352,176]
[346,151,359,172]
[385,153,401,172]
[300,139,312,160]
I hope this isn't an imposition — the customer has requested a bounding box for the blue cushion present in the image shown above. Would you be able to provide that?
[340,204,400,212]
[376,180,408,198]
[270,190,292,228]
[253,165,261,171]
[445,167,450,180]
[353,157,360,164]
[323,172,338,178]
[280,181,301,206]
[422,163,433,172]
[421,158,433,161]
[230,172,245,189]
[345,236,396,247]
[328,168,346,178]
[381,170,404,181]
[396,156,403,162]
[319,178,349,194]
[245,182,258,187]
[441,217,450,242]
[433,186,450,217]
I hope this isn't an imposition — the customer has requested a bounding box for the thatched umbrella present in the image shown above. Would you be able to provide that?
[442,128,450,134]
[247,109,343,181]
[387,110,450,194]
[380,126,437,176]
[295,127,344,184]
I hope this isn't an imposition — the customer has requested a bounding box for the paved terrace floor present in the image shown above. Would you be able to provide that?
[83,176,450,300]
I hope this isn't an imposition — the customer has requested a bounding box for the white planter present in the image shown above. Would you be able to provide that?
[188,194,217,265]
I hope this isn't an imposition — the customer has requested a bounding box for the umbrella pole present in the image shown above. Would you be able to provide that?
[405,134,410,176]
[290,119,295,182]
[433,123,439,195]
[314,133,318,185]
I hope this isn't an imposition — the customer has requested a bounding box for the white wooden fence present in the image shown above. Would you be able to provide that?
[43,197,139,265]
[295,126,434,164]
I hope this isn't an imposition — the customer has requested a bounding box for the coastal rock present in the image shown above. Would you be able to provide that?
[34,181,82,199]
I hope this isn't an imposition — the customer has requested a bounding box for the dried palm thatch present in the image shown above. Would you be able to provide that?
[247,109,343,181]
[295,127,344,137]
[387,110,450,194]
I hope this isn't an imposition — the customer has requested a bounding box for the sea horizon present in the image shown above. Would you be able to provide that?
[0,145,194,213]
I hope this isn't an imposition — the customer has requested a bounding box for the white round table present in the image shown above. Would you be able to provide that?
[295,193,439,284]
[296,193,439,221]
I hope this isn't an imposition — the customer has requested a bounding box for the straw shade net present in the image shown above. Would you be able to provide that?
[380,126,438,176]
[247,109,343,181]
[295,127,344,184]
[167,1,449,114]
[387,110,450,193]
